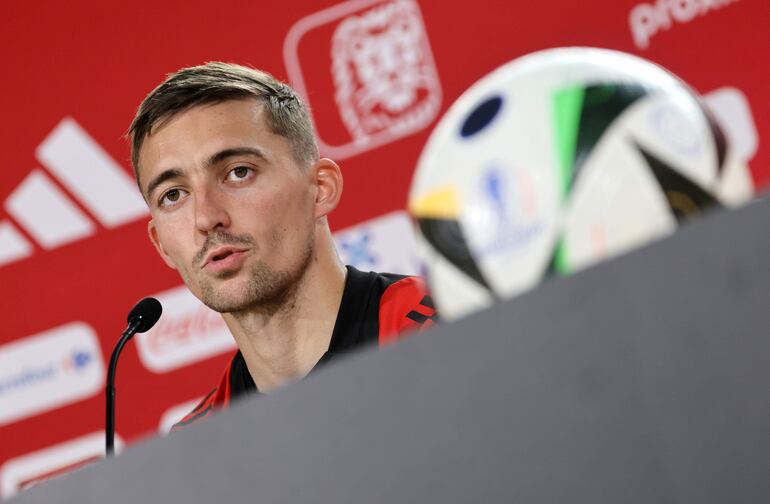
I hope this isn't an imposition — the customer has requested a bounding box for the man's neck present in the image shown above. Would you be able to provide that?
[221,237,347,393]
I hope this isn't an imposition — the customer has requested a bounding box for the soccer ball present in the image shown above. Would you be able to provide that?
[408,47,753,321]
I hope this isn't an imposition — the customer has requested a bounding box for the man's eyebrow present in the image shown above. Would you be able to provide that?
[206,147,268,167]
[144,148,267,200]
[146,168,184,200]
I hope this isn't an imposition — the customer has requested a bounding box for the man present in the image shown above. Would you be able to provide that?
[128,62,436,427]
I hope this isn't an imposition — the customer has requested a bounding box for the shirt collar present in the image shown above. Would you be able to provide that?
[229,265,379,397]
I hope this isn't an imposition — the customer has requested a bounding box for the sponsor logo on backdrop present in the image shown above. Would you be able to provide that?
[284,0,442,159]
[0,117,147,268]
[339,230,377,268]
[0,323,104,426]
[0,432,123,499]
[135,286,235,373]
[334,210,422,275]
[629,0,741,50]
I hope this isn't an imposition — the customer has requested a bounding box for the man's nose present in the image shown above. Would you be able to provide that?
[193,187,230,233]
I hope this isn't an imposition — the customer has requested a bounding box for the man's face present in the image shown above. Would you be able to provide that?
[138,99,317,313]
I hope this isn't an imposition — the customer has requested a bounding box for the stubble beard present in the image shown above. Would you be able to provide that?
[198,234,315,315]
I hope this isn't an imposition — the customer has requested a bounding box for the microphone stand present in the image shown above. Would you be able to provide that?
[105,318,142,457]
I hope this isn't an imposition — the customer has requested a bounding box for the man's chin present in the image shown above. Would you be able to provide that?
[202,297,250,314]
[197,269,295,314]
[199,284,256,314]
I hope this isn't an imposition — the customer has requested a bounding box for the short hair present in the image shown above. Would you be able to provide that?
[128,62,319,183]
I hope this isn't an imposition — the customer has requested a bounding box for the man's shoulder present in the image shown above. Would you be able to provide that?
[367,270,437,345]
[348,266,429,300]
[170,356,234,432]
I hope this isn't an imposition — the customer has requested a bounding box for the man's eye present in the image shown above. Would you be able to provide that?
[227,166,252,181]
[159,188,187,207]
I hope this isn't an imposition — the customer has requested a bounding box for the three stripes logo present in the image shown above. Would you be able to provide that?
[0,118,147,268]
[406,295,437,326]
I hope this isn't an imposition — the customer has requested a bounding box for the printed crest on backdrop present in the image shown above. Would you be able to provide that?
[0,323,104,426]
[0,118,147,269]
[135,286,236,373]
[284,0,442,159]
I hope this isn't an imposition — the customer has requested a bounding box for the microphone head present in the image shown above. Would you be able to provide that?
[127,297,163,333]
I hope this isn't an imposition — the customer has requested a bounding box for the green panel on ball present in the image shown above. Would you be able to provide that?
[573,84,648,186]
[552,85,585,202]
[543,239,571,278]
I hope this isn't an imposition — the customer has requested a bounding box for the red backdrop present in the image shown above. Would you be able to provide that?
[0,0,766,496]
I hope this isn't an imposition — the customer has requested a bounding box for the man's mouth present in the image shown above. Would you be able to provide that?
[201,246,249,272]
[212,250,234,261]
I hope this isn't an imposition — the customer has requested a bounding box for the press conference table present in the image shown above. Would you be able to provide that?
[14,195,770,503]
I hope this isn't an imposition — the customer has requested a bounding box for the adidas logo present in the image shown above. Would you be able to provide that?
[0,118,147,268]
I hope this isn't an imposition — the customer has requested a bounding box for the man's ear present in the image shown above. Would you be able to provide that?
[148,219,178,270]
[311,158,343,219]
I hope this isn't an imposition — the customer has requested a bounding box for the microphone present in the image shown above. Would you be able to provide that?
[105,297,162,457]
